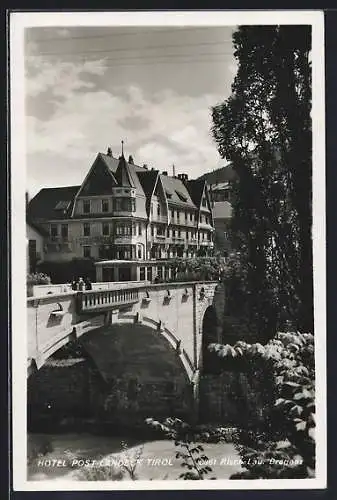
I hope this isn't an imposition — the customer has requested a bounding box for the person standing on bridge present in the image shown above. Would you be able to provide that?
[77,277,85,291]
[85,277,92,290]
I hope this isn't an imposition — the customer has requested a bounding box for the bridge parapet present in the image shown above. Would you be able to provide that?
[27,281,221,378]
[76,286,141,314]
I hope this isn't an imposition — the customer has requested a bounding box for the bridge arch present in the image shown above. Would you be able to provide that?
[200,305,219,374]
[28,318,196,427]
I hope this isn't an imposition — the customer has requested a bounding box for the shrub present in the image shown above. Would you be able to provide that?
[27,272,51,296]
[209,332,315,478]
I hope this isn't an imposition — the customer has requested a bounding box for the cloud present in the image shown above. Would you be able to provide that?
[26,58,227,191]
[25,55,108,98]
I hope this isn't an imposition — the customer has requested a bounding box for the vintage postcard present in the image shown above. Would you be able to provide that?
[10,10,326,491]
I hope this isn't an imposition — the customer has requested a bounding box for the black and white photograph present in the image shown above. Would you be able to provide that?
[10,10,326,490]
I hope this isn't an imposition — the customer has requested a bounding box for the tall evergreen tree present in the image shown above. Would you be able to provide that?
[212,26,312,338]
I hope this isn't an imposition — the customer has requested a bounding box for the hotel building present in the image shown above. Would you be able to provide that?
[27,149,215,281]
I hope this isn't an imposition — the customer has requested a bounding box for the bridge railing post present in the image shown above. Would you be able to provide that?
[75,292,83,314]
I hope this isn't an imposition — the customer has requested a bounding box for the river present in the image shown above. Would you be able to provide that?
[28,432,243,481]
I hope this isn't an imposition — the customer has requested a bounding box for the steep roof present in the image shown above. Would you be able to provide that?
[160,175,196,209]
[76,154,117,197]
[100,153,148,174]
[114,155,146,195]
[137,170,159,216]
[27,186,80,221]
[137,170,159,198]
[186,179,206,208]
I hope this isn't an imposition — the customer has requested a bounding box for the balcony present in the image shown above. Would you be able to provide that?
[199,240,214,247]
[153,234,166,243]
[187,239,198,246]
[171,237,185,245]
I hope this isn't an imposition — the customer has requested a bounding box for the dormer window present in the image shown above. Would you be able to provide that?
[83,200,90,214]
[176,191,187,202]
[54,201,70,211]
[202,198,207,207]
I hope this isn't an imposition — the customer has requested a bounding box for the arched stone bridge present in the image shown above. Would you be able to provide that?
[27,281,224,385]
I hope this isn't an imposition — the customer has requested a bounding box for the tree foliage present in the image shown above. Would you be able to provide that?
[209,331,315,478]
[212,26,312,338]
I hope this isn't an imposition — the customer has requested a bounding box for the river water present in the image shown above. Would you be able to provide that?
[28,432,243,481]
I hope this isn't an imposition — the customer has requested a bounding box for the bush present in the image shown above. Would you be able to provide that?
[209,332,315,478]
[27,272,51,296]
[37,258,96,284]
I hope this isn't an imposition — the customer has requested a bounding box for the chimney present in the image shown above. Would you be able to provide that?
[178,173,188,183]
[162,171,168,176]
[107,147,112,156]
[128,155,134,164]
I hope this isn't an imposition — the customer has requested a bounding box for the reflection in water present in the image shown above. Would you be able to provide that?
[28,433,242,481]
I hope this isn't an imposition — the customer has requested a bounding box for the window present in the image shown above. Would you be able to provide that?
[185,212,188,222]
[83,200,90,213]
[140,267,145,281]
[138,223,142,236]
[147,267,152,282]
[171,210,174,219]
[177,211,180,221]
[190,213,193,221]
[138,247,142,259]
[202,198,207,207]
[102,199,109,212]
[172,229,176,237]
[50,224,58,238]
[178,230,181,238]
[167,228,170,237]
[176,191,187,202]
[83,223,90,237]
[157,266,163,279]
[113,198,135,212]
[83,246,91,258]
[157,205,161,217]
[116,224,132,236]
[102,223,109,236]
[61,224,68,239]
[200,215,203,223]
[151,226,154,237]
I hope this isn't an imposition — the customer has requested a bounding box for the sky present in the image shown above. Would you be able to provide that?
[25,25,237,198]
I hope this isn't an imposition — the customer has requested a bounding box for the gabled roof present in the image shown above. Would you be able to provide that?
[160,175,196,209]
[76,154,117,197]
[137,170,159,198]
[137,170,160,217]
[186,179,206,208]
[27,186,80,221]
[100,153,148,174]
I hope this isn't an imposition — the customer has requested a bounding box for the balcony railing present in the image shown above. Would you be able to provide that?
[76,288,139,313]
[199,240,214,247]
